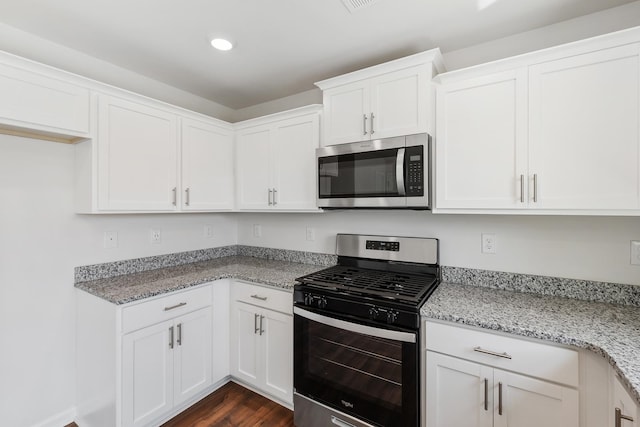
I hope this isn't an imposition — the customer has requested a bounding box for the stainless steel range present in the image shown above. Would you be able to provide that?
[293,234,440,427]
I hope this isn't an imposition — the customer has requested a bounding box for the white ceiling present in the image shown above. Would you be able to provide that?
[0,0,636,109]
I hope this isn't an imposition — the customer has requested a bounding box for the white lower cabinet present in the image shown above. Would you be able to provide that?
[612,374,639,427]
[76,282,231,427]
[231,281,293,406]
[425,321,579,427]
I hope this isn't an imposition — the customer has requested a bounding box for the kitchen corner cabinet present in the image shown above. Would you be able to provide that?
[612,374,639,427]
[76,282,231,427]
[75,93,235,213]
[425,321,579,427]
[434,32,640,215]
[235,105,321,211]
[316,49,444,146]
[230,281,293,406]
[0,54,91,142]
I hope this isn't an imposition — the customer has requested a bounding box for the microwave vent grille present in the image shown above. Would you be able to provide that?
[341,0,379,13]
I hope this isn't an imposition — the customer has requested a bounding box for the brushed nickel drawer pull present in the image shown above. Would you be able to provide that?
[251,294,268,301]
[616,408,635,427]
[474,346,512,359]
[164,302,187,311]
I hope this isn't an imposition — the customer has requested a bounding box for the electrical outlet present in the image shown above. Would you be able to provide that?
[481,233,496,254]
[150,229,162,244]
[631,241,640,266]
[306,227,316,241]
[253,224,262,238]
[104,231,118,249]
[204,225,214,238]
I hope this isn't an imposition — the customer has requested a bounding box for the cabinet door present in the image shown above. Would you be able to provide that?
[271,114,320,210]
[173,308,213,406]
[98,95,178,211]
[261,308,293,405]
[236,126,271,209]
[181,118,234,211]
[435,69,527,210]
[612,375,639,427]
[122,320,174,427]
[528,44,640,210]
[231,302,260,386]
[426,352,493,427]
[493,369,578,427]
[322,80,370,145]
[370,65,428,140]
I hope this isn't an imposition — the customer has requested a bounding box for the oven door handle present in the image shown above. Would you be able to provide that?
[396,148,406,196]
[294,307,416,343]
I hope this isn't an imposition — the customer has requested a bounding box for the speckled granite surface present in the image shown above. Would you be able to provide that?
[422,282,640,405]
[443,266,640,307]
[75,256,328,305]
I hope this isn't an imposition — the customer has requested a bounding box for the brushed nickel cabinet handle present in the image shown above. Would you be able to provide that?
[254,313,260,334]
[616,408,635,427]
[533,174,538,203]
[370,113,375,135]
[251,294,268,301]
[169,326,174,349]
[363,114,368,135]
[185,188,190,206]
[474,346,512,359]
[164,302,187,311]
[268,188,273,206]
[260,315,265,336]
[520,174,525,203]
[498,382,503,415]
[177,323,182,346]
[484,378,488,411]
[273,188,277,206]
[172,187,177,206]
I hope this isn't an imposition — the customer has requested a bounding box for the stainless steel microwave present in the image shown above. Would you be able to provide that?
[317,133,430,209]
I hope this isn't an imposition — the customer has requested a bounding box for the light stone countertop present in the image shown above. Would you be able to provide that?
[422,282,640,405]
[75,255,327,305]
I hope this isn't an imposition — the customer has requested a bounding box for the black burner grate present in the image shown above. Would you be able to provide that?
[297,265,437,305]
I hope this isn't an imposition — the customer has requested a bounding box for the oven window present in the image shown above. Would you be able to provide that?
[295,312,418,427]
[318,149,400,198]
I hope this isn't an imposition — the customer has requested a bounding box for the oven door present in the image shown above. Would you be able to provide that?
[293,306,419,427]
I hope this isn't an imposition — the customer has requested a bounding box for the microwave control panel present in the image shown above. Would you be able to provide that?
[406,145,424,196]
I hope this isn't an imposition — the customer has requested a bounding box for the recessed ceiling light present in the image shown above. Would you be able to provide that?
[210,38,233,51]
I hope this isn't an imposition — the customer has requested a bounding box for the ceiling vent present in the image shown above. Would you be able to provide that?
[341,0,379,13]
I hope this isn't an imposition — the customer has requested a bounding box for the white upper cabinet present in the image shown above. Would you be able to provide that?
[434,28,640,215]
[97,95,179,211]
[316,49,444,146]
[181,118,234,211]
[435,69,528,210]
[235,105,321,211]
[0,55,90,142]
[528,43,640,211]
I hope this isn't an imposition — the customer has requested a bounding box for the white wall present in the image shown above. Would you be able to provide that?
[236,211,640,286]
[0,134,237,427]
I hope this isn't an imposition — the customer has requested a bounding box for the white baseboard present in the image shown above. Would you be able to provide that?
[31,407,76,427]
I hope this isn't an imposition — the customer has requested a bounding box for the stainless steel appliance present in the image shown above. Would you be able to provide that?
[316,133,430,209]
[293,234,440,427]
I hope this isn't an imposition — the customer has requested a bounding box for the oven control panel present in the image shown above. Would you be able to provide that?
[303,293,327,309]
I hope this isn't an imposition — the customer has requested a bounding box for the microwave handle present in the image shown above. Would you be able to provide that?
[396,148,406,196]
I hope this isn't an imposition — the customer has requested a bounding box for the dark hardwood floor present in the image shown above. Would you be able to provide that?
[162,382,294,427]
[67,382,294,426]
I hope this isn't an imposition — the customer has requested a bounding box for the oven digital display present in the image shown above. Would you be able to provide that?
[365,240,400,251]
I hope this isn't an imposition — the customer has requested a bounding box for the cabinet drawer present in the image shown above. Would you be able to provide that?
[121,285,212,333]
[425,321,579,387]
[233,281,292,315]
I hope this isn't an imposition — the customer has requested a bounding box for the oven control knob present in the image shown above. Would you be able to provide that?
[368,307,379,320]
[386,311,398,324]
[317,297,327,309]
[304,293,313,306]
